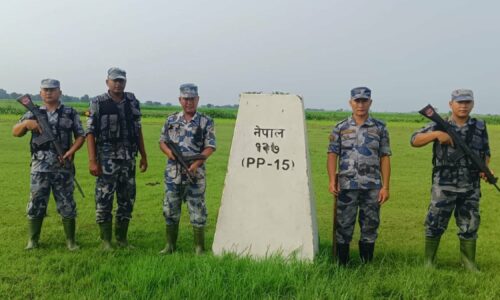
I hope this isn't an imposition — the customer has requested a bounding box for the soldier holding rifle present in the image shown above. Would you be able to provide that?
[159,83,216,255]
[411,89,494,271]
[12,79,85,251]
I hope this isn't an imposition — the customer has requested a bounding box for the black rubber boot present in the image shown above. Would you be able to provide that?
[193,226,205,255]
[25,218,43,250]
[425,236,440,268]
[336,243,350,266]
[159,223,179,255]
[359,241,374,263]
[115,219,134,249]
[99,221,113,251]
[460,239,479,272]
[62,218,79,251]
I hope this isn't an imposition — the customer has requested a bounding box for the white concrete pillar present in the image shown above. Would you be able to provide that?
[212,93,319,261]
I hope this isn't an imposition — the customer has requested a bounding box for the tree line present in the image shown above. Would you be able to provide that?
[0,88,89,103]
[0,88,240,108]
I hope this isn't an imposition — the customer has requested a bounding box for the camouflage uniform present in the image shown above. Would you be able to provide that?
[160,111,216,227]
[86,92,142,223]
[328,116,391,244]
[20,104,85,219]
[411,118,490,240]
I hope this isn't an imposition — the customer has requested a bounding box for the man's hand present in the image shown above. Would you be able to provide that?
[329,179,339,196]
[435,131,453,146]
[140,156,148,172]
[25,120,41,133]
[89,159,102,177]
[378,188,390,204]
[480,168,495,181]
[166,152,176,161]
[59,151,74,165]
[188,160,203,174]
[62,151,74,162]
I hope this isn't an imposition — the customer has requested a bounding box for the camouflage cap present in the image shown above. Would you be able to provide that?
[351,86,371,100]
[451,89,474,101]
[107,67,127,80]
[40,78,60,89]
[180,83,198,98]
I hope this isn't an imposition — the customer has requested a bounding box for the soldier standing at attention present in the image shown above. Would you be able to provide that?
[12,79,85,251]
[86,68,148,250]
[159,83,216,255]
[411,89,492,271]
[327,87,391,265]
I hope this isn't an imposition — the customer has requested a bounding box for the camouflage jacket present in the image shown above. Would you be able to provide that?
[411,117,490,191]
[20,103,85,173]
[328,116,391,190]
[160,111,216,176]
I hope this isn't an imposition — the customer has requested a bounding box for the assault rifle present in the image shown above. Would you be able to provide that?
[165,140,206,184]
[17,94,85,198]
[419,104,500,192]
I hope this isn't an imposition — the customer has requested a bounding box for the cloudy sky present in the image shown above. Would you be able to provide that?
[1,0,499,113]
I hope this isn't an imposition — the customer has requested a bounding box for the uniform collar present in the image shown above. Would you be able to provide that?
[106,91,126,103]
[178,111,200,124]
[448,116,474,127]
[40,102,63,111]
[347,115,375,127]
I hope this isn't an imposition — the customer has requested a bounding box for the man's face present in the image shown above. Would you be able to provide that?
[106,78,126,94]
[40,88,61,103]
[349,98,372,118]
[179,96,199,114]
[449,100,474,118]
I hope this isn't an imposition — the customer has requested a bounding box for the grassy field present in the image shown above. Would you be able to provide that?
[1,107,500,299]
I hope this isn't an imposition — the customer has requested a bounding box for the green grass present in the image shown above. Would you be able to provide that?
[1,110,500,299]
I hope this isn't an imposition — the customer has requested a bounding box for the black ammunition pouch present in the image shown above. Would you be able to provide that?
[94,94,139,147]
[96,100,121,143]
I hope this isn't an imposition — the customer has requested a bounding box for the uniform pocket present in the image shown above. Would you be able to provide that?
[366,132,381,151]
[167,124,181,143]
[108,114,119,132]
[341,133,356,149]
[59,117,73,129]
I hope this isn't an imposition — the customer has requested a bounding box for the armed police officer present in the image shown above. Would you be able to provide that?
[411,89,492,271]
[12,79,85,251]
[327,87,391,265]
[86,68,148,250]
[159,83,216,255]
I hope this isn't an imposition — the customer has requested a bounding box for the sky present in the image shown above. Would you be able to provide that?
[1,0,499,114]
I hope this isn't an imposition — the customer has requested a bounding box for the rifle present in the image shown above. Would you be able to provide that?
[17,94,85,198]
[419,104,500,192]
[165,140,206,184]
